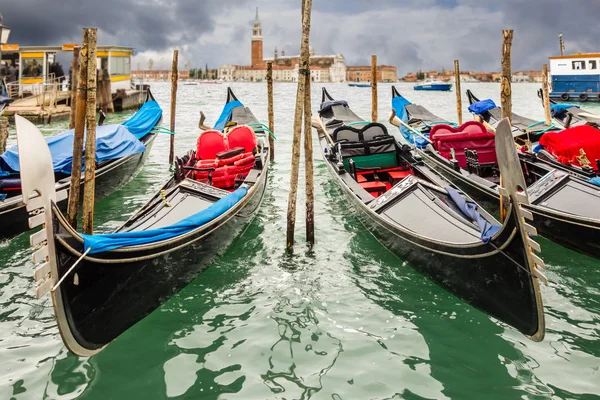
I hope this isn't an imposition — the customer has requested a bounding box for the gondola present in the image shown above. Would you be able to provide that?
[390,87,600,260]
[315,87,545,340]
[469,88,600,180]
[17,87,270,356]
[0,91,162,239]
[537,88,600,129]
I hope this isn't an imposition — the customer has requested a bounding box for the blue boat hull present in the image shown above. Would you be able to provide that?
[550,74,600,102]
[348,83,371,88]
[414,84,452,91]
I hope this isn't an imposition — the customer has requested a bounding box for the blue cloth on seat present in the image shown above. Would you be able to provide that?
[445,186,501,243]
[0,124,146,175]
[81,186,248,254]
[468,99,497,115]
[213,100,243,131]
[550,103,578,118]
[122,100,163,139]
[391,95,429,149]
[532,143,544,153]
[587,177,600,187]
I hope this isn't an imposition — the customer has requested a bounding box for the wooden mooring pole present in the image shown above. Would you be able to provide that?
[371,55,378,122]
[304,60,314,245]
[0,117,8,154]
[542,64,552,126]
[286,0,312,249]
[68,47,80,130]
[169,50,179,165]
[499,29,513,224]
[66,36,89,228]
[454,60,463,125]
[81,28,98,235]
[501,30,513,122]
[266,61,275,161]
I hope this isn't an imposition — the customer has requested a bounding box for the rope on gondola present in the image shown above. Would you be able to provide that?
[150,126,176,135]
[247,123,277,140]
[52,247,92,292]
[525,120,555,135]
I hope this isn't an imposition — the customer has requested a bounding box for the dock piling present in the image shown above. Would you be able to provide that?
[371,55,377,122]
[454,60,463,125]
[304,59,314,245]
[501,30,513,122]
[169,50,179,165]
[0,117,8,154]
[267,61,275,161]
[542,64,552,126]
[81,28,98,235]
[286,0,312,249]
[66,37,88,228]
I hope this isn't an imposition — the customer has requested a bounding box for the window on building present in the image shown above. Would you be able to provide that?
[21,57,44,78]
[589,60,597,70]
[572,61,586,70]
[110,56,131,75]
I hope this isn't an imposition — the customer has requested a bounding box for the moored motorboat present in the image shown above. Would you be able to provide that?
[0,91,162,239]
[414,79,452,91]
[315,87,546,340]
[391,86,600,260]
[18,87,270,356]
[348,83,371,88]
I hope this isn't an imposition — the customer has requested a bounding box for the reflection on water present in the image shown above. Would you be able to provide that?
[0,82,599,399]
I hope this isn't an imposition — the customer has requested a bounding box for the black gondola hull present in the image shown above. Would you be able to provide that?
[51,168,267,351]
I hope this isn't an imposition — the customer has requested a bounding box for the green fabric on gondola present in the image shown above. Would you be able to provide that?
[343,152,398,170]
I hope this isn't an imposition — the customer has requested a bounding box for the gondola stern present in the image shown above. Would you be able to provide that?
[321,87,334,103]
[391,85,401,98]
[465,89,479,105]
[226,87,239,103]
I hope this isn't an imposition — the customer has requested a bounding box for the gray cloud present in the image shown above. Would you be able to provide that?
[2,0,597,74]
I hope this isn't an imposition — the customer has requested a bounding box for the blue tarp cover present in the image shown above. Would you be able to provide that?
[550,103,579,117]
[213,100,243,131]
[391,95,430,149]
[81,186,248,254]
[587,177,600,187]
[468,99,497,115]
[122,100,163,139]
[445,186,501,243]
[0,124,146,175]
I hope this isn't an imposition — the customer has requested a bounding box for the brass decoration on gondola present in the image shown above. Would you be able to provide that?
[576,148,591,168]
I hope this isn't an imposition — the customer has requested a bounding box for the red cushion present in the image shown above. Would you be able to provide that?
[539,125,600,170]
[197,130,227,160]
[434,132,497,168]
[430,121,488,140]
[226,126,257,153]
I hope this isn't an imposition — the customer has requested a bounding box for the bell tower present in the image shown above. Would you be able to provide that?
[251,7,263,68]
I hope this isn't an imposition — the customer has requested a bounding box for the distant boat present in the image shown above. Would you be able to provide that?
[414,79,452,91]
[348,83,371,88]
[548,53,600,102]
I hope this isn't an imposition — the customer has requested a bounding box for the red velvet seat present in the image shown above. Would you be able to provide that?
[429,121,496,168]
[197,130,227,160]
[226,126,257,153]
[539,125,600,170]
[359,181,387,197]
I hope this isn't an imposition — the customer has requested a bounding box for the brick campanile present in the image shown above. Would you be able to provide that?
[251,7,264,68]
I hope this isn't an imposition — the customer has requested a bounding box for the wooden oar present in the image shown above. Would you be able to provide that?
[387,109,433,144]
[473,114,496,133]
[311,116,335,146]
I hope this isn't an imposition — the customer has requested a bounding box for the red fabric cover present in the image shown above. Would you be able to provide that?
[388,170,413,180]
[226,126,257,153]
[197,130,227,160]
[234,153,255,167]
[216,152,245,167]
[429,121,488,140]
[434,132,497,168]
[359,181,387,197]
[539,125,600,170]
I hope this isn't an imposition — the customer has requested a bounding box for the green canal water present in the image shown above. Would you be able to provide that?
[1,82,599,399]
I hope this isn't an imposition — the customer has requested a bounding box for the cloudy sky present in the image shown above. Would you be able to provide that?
[3,0,598,75]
